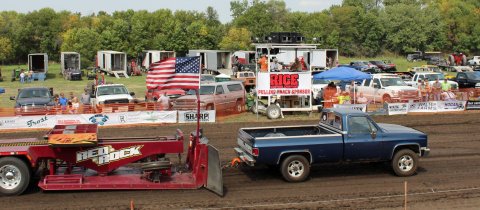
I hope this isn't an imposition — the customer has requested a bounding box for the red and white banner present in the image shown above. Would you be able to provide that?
[256,72,311,96]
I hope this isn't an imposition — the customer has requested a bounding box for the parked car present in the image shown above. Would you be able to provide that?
[467,56,480,66]
[370,60,396,72]
[356,74,421,103]
[173,81,246,112]
[338,64,380,74]
[350,61,381,73]
[10,87,55,115]
[453,71,480,88]
[406,72,458,89]
[145,88,186,102]
[234,108,430,182]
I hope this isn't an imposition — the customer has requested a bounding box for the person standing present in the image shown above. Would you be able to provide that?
[27,70,33,83]
[418,80,428,102]
[441,78,451,92]
[432,78,442,101]
[357,92,368,104]
[19,70,25,84]
[258,54,268,72]
[58,93,68,111]
[81,89,91,105]
[157,92,171,110]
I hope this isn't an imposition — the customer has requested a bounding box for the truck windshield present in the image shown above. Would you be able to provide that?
[424,74,445,81]
[187,86,215,95]
[380,78,407,87]
[97,86,128,96]
[18,89,51,99]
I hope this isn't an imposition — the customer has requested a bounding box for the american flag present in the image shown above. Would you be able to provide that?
[146,56,200,90]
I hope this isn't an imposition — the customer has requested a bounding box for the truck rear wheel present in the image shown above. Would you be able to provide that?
[0,157,30,196]
[280,155,310,182]
[391,149,418,177]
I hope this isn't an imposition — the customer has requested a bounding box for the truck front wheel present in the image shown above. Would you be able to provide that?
[0,157,30,196]
[391,149,418,177]
[280,155,310,182]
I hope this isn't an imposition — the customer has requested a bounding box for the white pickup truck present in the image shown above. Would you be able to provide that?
[406,72,458,89]
[467,56,480,66]
[357,74,421,103]
[91,84,135,107]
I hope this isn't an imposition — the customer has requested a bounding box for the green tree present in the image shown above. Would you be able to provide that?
[0,37,13,64]
[219,27,251,50]
[61,28,100,67]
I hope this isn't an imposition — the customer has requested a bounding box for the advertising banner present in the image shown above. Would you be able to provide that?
[82,111,177,126]
[437,101,466,112]
[466,101,480,110]
[385,103,409,115]
[408,101,439,113]
[0,111,177,130]
[0,115,56,130]
[333,104,367,112]
[178,110,216,123]
[256,72,311,96]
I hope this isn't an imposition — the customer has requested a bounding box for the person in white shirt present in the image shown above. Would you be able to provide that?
[157,92,171,110]
[356,92,368,104]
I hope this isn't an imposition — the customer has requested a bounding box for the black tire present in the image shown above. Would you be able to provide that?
[280,155,310,182]
[0,157,30,196]
[391,149,418,177]
[266,104,281,119]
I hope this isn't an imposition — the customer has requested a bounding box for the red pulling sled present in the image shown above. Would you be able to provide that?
[0,123,223,196]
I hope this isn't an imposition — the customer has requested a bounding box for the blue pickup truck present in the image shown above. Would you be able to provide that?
[234,108,430,182]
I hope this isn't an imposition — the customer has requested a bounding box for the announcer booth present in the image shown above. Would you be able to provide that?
[253,33,317,118]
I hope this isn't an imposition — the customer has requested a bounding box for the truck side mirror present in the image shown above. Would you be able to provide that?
[9,96,15,100]
[371,131,377,139]
[130,92,135,96]
[90,94,96,98]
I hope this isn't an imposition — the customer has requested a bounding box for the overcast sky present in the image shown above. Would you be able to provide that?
[1,0,342,23]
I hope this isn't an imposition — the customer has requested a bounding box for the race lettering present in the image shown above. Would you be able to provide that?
[270,74,299,88]
[76,145,143,165]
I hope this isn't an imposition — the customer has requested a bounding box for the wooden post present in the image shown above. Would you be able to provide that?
[404,181,408,210]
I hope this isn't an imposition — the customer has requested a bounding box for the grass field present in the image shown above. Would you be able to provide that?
[0,56,428,108]
[0,63,148,108]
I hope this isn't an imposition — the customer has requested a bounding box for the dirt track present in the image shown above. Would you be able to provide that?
[1,113,480,209]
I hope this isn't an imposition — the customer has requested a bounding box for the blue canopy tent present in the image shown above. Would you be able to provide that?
[313,66,371,81]
[313,67,372,104]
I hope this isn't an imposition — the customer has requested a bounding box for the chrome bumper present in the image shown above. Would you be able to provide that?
[421,147,430,157]
[234,147,256,166]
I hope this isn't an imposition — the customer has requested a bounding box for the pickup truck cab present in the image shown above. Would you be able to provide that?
[454,71,480,88]
[357,74,420,103]
[90,84,135,106]
[406,72,458,89]
[235,108,430,182]
[10,87,55,115]
[173,81,246,112]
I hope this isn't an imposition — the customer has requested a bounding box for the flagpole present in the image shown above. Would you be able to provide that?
[196,56,201,143]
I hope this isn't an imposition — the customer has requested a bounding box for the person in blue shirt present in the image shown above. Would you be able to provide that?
[58,93,69,110]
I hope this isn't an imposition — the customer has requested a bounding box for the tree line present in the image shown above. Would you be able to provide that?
[0,0,479,67]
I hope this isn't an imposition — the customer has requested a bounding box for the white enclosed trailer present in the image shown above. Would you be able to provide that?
[188,50,232,73]
[28,53,48,81]
[140,50,176,70]
[97,51,129,78]
[61,52,81,80]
